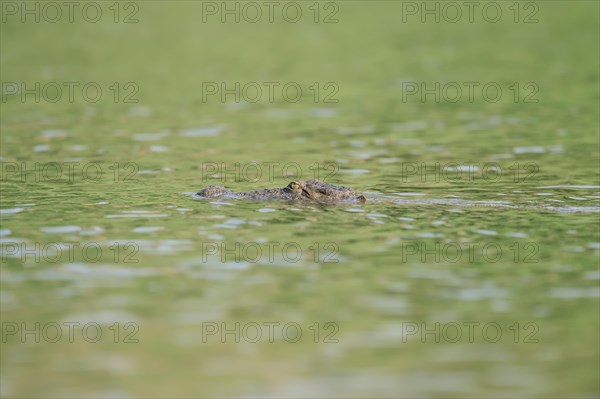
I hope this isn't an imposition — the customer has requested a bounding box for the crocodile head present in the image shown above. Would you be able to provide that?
[289,180,366,203]
[196,180,366,202]
[196,185,231,198]
[283,180,312,199]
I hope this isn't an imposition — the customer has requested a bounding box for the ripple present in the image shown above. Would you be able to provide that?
[106,213,169,218]
[506,232,528,238]
[216,218,246,228]
[350,150,386,160]
[132,239,192,254]
[415,232,445,238]
[41,225,81,233]
[149,145,169,152]
[209,201,234,206]
[336,126,375,135]
[513,146,545,154]
[472,229,498,236]
[35,263,158,281]
[391,199,516,208]
[537,185,599,189]
[395,192,426,196]
[582,270,600,280]
[128,105,152,117]
[79,226,105,235]
[345,208,365,213]
[455,283,508,300]
[61,310,139,325]
[378,157,401,164]
[213,224,239,229]
[444,165,479,173]
[357,295,409,314]
[340,168,370,175]
[407,268,458,281]
[179,125,223,137]
[544,206,600,213]
[132,226,164,233]
[348,322,407,348]
[487,365,545,389]
[390,121,428,132]
[310,108,337,118]
[349,140,366,148]
[264,108,297,118]
[40,129,67,138]
[0,291,17,310]
[177,258,252,279]
[132,132,169,141]
[550,287,599,299]
[367,213,388,218]
[69,144,87,151]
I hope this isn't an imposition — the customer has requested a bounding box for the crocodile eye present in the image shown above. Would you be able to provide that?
[290,182,300,190]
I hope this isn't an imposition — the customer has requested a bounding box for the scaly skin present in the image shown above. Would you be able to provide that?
[196,180,366,203]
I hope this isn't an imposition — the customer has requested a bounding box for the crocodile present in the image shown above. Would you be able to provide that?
[196,179,366,203]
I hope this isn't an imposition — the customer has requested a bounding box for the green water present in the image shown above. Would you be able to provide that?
[1,1,599,397]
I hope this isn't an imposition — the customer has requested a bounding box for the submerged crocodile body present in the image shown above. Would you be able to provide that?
[196,180,366,203]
